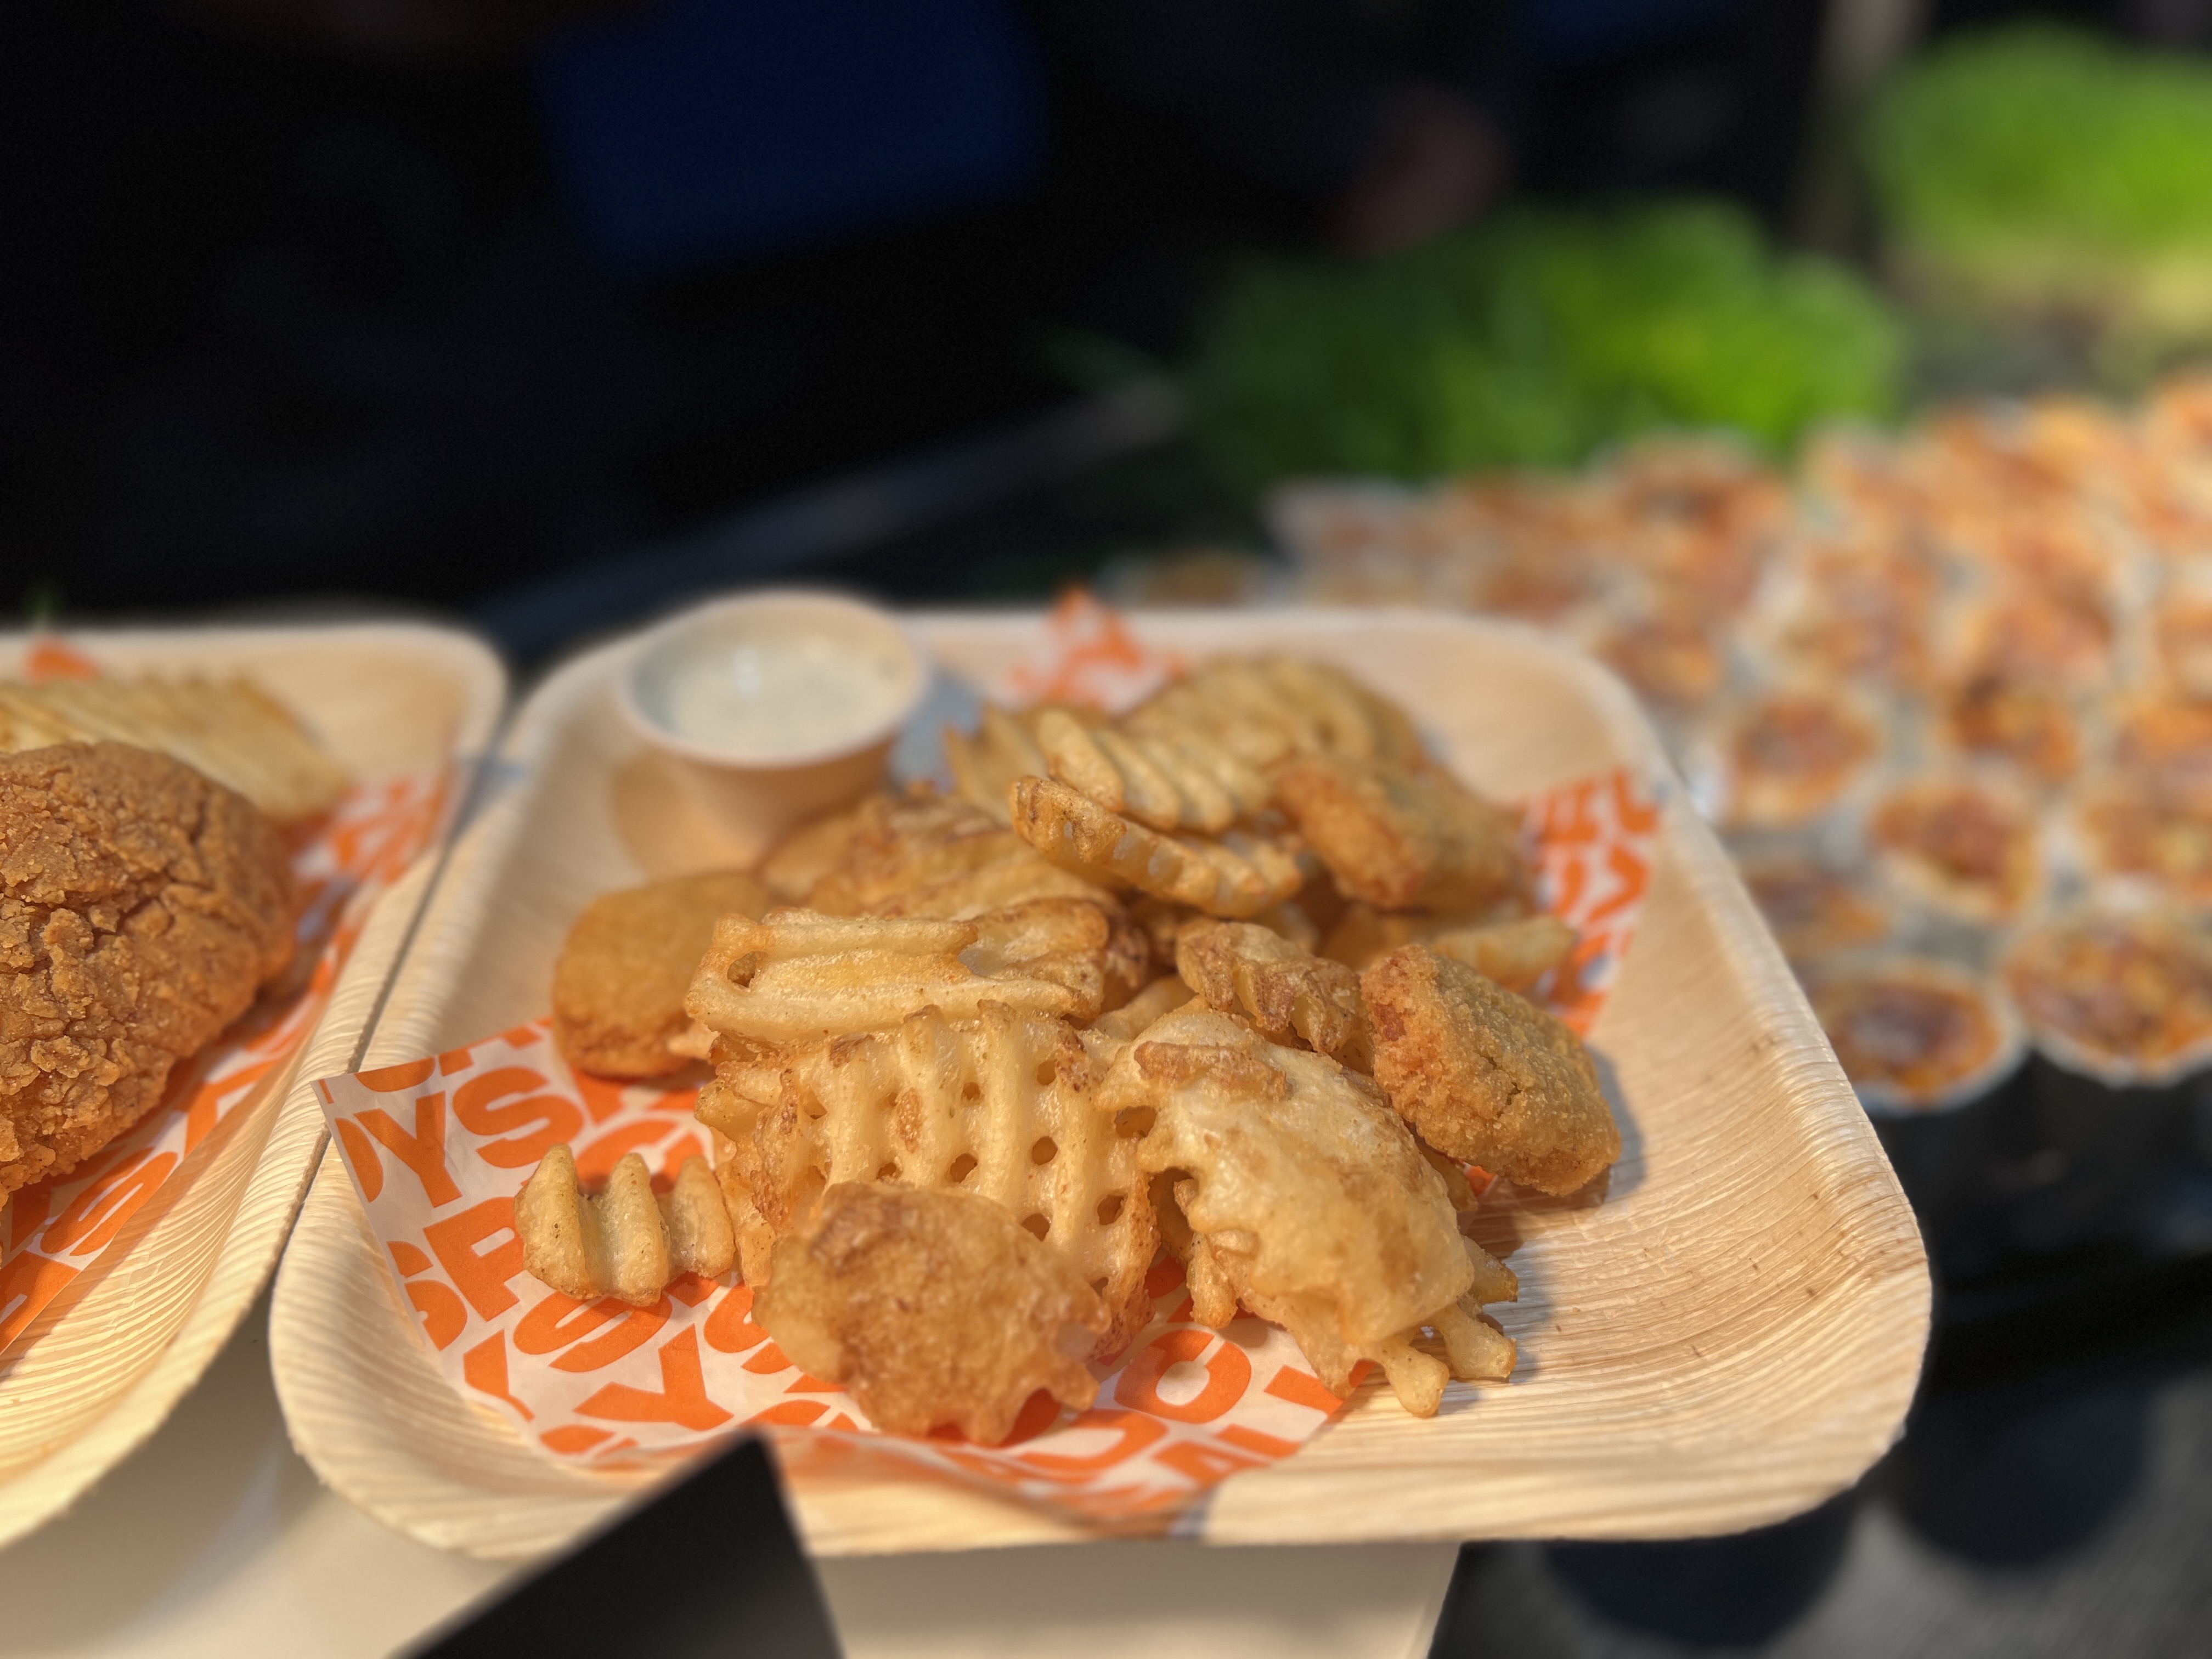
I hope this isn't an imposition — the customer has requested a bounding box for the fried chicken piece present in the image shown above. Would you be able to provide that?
[552,871,770,1079]
[1,742,295,1196]
[1274,755,1525,912]
[1363,945,1617,1195]
[1175,918,1370,1069]
[755,1181,1106,1443]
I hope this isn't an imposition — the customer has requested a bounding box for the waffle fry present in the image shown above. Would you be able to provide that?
[515,1146,735,1307]
[1098,1006,1516,1417]
[0,676,348,825]
[808,788,1118,919]
[1037,707,1269,834]
[1126,657,1423,772]
[1175,919,1371,1069]
[944,706,1049,826]
[685,908,1090,1048]
[755,1181,1105,1443]
[696,1001,1159,1353]
[1276,754,1525,912]
[1009,776,1304,918]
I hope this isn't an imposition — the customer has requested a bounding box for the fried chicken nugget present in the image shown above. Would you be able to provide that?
[552,870,769,1079]
[1098,1006,1517,1417]
[1175,918,1370,1069]
[1363,945,1618,1195]
[1008,776,1304,919]
[1,742,294,1195]
[755,1181,1106,1444]
[1276,755,1526,912]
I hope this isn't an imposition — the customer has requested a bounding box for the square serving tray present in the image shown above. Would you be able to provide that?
[269,608,1928,1560]
[0,623,504,1548]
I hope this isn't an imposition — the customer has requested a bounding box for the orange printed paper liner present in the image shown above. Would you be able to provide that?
[0,645,451,1356]
[313,771,1657,1523]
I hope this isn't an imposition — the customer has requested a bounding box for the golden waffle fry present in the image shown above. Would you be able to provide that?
[1037,707,1269,834]
[1175,918,1371,1069]
[0,677,348,825]
[1092,973,1195,1042]
[1275,754,1525,912]
[806,787,1118,921]
[944,705,1049,826]
[684,909,1086,1048]
[1364,944,1618,1197]
[697,1002,1158,1354]
[1098,1006,1515,1417]
[755,1181,1105,1444]
[1126,657,1424,772]
[1426,915,1577,991]
[516,1146,735,1307]
[1009,776,1305,918]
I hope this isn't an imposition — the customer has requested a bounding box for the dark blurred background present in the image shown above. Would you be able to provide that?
[13,0,2192,647]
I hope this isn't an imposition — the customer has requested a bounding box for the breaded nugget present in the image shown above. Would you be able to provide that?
[755,1181,1105,1443]
[1,742,295,1196]
[1275,755,1525,912]
[552,871,769,1078]
[1363,945,1618,1195]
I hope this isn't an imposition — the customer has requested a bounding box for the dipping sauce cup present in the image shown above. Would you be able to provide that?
[618,592,927,841]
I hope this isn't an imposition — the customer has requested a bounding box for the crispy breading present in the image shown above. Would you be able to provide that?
[755,1181,1105,1443]
[1276,755,1526,912]
[552,870,769,1078]
[1363,945,1618,1195]
[758,800,876,904]
[0,678,348,826]
[697,1002,1157,1353]
[1321,904,1576,992]
[1008,776,1304,919]
[1,742,295,1195]
[1096,1005,1515,1416]
[684,909,1086,1048]
[1175,919,1371,1069]
[1036,707,1269,834]
[516,1145,735,1306]
[943,706,1049,827]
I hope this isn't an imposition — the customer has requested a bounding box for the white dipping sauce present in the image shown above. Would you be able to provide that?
[662,634,909,757]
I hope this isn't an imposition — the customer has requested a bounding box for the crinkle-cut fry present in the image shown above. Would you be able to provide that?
[696,1002,1158,1356]
[961,897,1118,1021]
[684,908,1084,1048]
[1036,708,1266,834]
[1276,754,1527,912]
[0,676,349,825]
[1097,1005,1514,1415]
[944,705,1049,826]
[1175,918,1372,1069]
[759,799,877,903]
[754,1181,1105,1444]
[516,1145,735,1307]
[1009,776,1304,919]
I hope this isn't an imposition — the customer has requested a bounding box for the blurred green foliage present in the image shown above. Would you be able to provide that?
[1186,201,1904,490]
[1866,26,2212,352]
